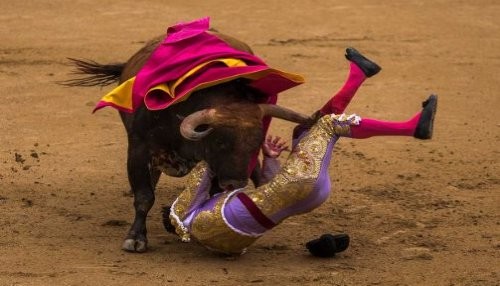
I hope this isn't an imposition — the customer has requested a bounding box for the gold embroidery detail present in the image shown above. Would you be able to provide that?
[170,161,210,242]
[190,192,258,254]
[246,114,358,221]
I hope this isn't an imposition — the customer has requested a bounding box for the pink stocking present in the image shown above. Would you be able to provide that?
[350,112,422,139]
[320,63,367,115]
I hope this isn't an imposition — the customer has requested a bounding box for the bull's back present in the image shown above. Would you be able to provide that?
[118,31,254,133]
[119,32,254,83]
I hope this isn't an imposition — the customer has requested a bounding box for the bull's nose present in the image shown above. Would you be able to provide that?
[219,179,248,190]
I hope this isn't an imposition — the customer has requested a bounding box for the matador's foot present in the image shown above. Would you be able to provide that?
[345,47,381,77]
[414,94,438,140]
[306,233,350,257]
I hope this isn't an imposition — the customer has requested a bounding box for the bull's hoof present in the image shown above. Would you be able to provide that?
[122,238,148,253]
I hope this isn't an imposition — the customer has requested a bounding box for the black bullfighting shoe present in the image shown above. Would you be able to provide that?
[414,94,438,140]
[345,47,382,77]
[306,233,350,257]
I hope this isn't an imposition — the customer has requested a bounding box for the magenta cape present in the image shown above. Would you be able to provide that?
[94,17,304,112]
[136,17,303,111]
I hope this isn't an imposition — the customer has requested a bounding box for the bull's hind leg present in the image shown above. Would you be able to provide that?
[122,135,156,253]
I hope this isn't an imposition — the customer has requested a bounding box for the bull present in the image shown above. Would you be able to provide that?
[63,32,314,252]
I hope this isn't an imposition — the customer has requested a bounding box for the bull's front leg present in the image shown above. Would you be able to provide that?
[122,135,156,253]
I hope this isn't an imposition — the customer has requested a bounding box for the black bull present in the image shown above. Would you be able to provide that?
[63,32,315,252]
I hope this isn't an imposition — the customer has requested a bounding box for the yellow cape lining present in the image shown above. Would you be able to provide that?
[98,58,304,111]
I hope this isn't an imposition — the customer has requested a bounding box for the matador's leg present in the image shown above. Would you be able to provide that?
[223,95,437,244]
[293,48,380,146]
[320,48,381,115]
[237,95,438,232]
[241,113,359,226]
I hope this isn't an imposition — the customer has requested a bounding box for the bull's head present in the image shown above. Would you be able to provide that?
[179,103,314,190]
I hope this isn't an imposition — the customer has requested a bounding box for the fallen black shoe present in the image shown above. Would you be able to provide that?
[414,94,438,139]
[306,233,350,257]
[345,47,382,77]
[161,206,176,234]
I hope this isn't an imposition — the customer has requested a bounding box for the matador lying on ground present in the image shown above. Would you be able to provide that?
[163,47,438,256]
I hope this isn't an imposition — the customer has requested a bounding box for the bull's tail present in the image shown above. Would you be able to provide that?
[58,58,125,87]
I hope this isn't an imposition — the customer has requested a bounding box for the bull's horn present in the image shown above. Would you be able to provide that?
[180,109,216,141]
[258,104,315,126]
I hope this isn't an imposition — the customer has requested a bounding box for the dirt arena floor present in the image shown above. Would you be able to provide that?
[1,1,499,285]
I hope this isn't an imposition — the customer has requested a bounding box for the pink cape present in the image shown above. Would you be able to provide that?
[131,17,303,111]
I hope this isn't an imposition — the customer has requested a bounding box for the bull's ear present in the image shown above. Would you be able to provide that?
[258,104,315,126]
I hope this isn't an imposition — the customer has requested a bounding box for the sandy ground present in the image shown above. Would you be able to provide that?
[1,0,499,285]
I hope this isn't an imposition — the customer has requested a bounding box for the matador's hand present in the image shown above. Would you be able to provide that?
[262,135,289,158]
